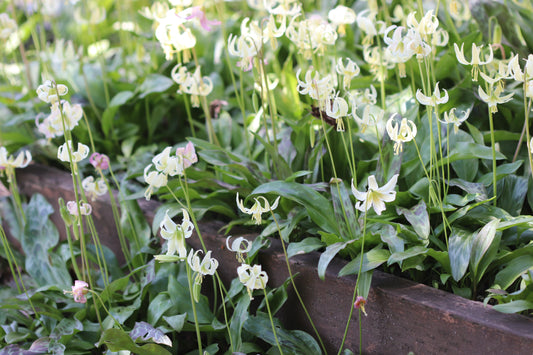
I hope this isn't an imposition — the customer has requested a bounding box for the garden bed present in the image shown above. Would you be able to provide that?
[15,163,533,354]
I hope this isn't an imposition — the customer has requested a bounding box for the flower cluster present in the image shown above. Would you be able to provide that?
[35,81,84,139]
[144,142,198,200]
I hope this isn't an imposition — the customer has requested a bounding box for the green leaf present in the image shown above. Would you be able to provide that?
[494,255,533,290]
[244,312,322,355]
[287,238,324,258]
[338,247,390,277]
[98,328,171,355]
[147,293,172,325]
[496,175,528,216]
[470,219,499,282]
[252,181,340,236]
[387,246,428,267]
[493,300,533,314]
[230,296,251,352]
[317,241,352,280]
[437,142,506,167]
[396,200,430,240]
[163,314,187,332]
[22,194,71,287]
[130,321,172,347]
[137,74,174,99]
[330,181,359,240]
[448,228,474,282]
[380,225,404,255]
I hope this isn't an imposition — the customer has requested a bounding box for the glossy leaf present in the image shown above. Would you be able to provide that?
[470,219,499,282]
[448,228,474,282]
[318,241,352,280]
[252,181,340,236]
[494,255,533,290]
[396,200,430,241]
[338,247,390,277]
[98,328,171,355]
[287,237,324,258]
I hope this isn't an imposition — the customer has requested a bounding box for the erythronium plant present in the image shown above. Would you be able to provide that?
[2,0,533,354]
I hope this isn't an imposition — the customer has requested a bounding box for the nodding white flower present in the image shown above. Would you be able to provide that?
[328,5,356,36]
[237,263,268,299]
[448,0,471,25]
[155,11,195,61]
[351,102,383,132]
[153,147,183,176]
[357,9,377,44]
[171,63,189,85]
[160,209,194,258]
[179,66,213,107]
[265,0,301,17]
[143,164,168,200]
[351,174,398,215]
[188,249,219,277]
[64,280,89,303]
[138,2,169,21]
[0,13,17,40]
[416,82,449,107]
[82,176,107,201]
[236,193,280,225]
[49,101,83,131]
[336,58,360,90]
[478,85,514,113]
[176,141,198,169]
[325,95,349,123]
[89,152,110,170]
[286,16,337,58]
[386,116,417,155]
[431,28,449,48]
[454,43,493,81]
[57,140,90,163]
[66,200,92,216]
[404,28,431,60]
[439,107,472,133]
[36,80,68,104]
[363,45,394,81]
[406,10,439,37]
[508,54,524,82]
[226,236,252,263]
[228,33,258,71]
[296,69,335,108]
[0,147,32,170]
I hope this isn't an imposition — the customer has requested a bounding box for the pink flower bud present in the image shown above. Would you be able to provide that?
[90,152,110,170]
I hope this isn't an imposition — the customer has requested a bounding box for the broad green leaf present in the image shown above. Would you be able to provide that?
[252,181,340,236]
[387,246,428,266]
[470,219,499,282]
[448,179,487,202]
[98,328,171,355]
[338,247,390,277]
[230,295,251,352]
[287,237,324,258]
[437,142,506,167]
[330,181,359,240]
[380,225,404,255]
[147,293,172,325]
[23,194,71,287]
[448,228,474,282]
[244,312,322,355]
[396,200,430,240]
[449,129,478,181]
[163,314,187,332]
[317,241,352,280]
[493,300,533,314]
[494,255,533,290]
[496,175,528,216]
[137,74,174,98]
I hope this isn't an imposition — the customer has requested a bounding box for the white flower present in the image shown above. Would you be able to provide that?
[328,5,355,36]
[176,141,198,169]
[57,140,89,163]
[160,209,194,258]
[236,193,280,225]
[406,10,439,37]
[237,263,268,299]
[82,176,107,201]
[188,249,218,276]
[226,236,252,263]
[386,116,417,155]
[326,96,349,132]
[0,13,17,40]
[439,107,472,133]
[351,174,398,215]
[296,69,335,108]
[477,85,514,113]
[66,200,92,216]
[143,164,168,200]
[454,43,493,81]
[336,58,360,90]
[0,147,32,169]
[153,147,183,176]
[36,80,68,104]
[416,82,449,107]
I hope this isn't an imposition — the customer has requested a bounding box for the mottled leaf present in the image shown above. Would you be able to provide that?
[449,228,474,282]
[396,200,430,240]
[130,322,172,347]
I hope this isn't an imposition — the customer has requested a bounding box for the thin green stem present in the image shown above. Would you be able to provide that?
[263,288,284,355]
